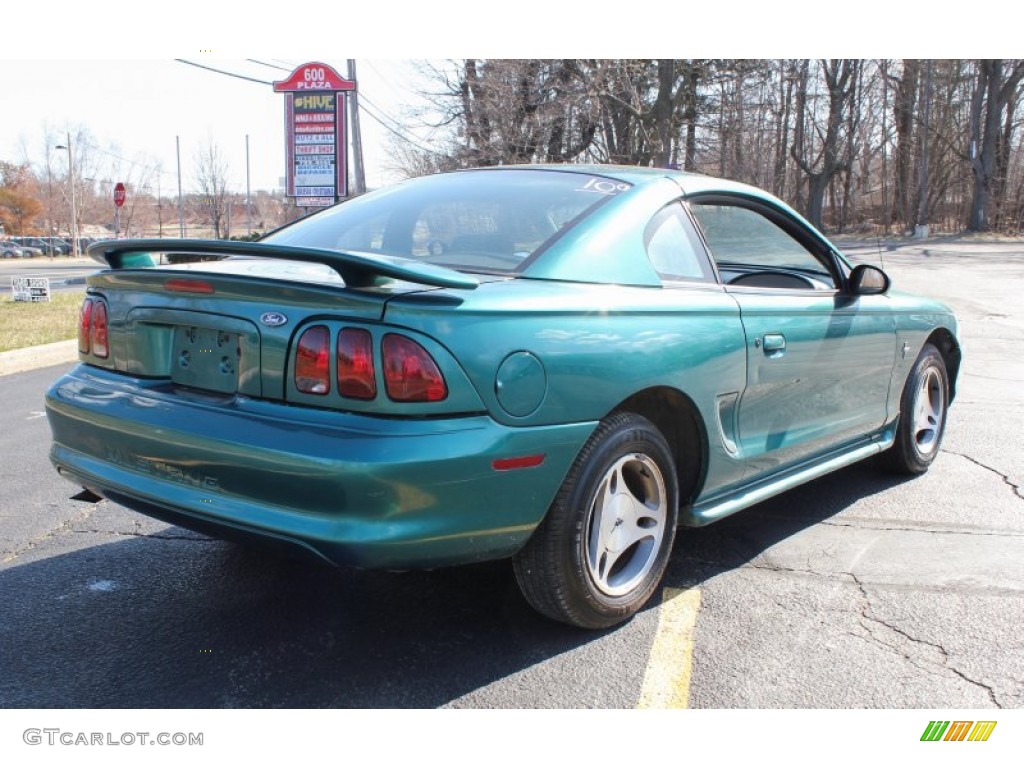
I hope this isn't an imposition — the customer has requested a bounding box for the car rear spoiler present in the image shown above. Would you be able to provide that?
[86,238,480,290]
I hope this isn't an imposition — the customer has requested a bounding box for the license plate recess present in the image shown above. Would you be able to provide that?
[171,326,240,394]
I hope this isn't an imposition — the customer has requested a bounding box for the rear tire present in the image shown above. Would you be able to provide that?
[513,412,678,629]
[879,343,949,475]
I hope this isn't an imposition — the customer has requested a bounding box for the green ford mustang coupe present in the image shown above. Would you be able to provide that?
[46,166,960,628]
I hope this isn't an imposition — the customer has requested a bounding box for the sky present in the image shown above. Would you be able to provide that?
[0,59,436,196]
[0,3,996,205]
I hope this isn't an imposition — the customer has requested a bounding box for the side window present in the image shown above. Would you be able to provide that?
[689,202,836,289]
[644,203,714,283]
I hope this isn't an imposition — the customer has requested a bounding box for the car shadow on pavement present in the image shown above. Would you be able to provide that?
[0,461,911,709]
[664,460,916,589]
[0,522,614,708]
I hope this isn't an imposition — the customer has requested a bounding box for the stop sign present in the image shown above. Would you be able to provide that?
[114,182,126,208]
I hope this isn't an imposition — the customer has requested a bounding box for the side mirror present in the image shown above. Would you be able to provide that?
[849,264,890,296]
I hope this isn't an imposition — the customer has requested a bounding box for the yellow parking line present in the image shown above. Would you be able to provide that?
[637,587,702,709]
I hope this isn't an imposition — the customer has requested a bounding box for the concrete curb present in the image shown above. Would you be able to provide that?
[0,339,78,377]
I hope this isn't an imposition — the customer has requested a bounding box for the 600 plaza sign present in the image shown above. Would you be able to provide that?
[273,62,356,205]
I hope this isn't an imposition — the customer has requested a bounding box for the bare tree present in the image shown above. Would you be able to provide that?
[889,59,920,230]
[968,60,1024,230]
[193,139,231,239]
[790,60,861,230]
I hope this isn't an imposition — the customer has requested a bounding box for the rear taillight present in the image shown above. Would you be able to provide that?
[78,297,108,359]
[78,298,93,354]
[338,328,376,400]
[91,302,109,358]
[295,325,330,395]
[382,334,447,402]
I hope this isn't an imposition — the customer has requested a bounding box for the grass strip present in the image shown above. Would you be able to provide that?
[0,292,82,353]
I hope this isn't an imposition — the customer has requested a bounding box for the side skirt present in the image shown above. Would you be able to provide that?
[681,427,896,527]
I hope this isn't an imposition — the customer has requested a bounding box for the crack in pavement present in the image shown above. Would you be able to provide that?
[819,520,1024,537]
[849,572,1004,708]
[726,558,1009,707]
[1,513,215,565]
[942,449,1024,501]
[0,504,98,565]
[726,559,1024,597]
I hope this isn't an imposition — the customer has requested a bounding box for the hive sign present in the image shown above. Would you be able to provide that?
[273,62,357,206]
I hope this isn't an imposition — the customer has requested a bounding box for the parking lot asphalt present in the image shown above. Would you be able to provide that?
[0,238,1021,709]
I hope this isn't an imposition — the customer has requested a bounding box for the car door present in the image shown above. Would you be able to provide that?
[688,196,896,480]
[642,201,749,494]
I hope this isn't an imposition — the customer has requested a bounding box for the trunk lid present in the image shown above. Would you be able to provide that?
[82,253,460,400]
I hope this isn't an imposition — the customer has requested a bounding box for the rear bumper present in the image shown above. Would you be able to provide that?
[46,365,594,568]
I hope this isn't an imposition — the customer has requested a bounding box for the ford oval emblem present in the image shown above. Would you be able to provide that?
[260,312,288,327]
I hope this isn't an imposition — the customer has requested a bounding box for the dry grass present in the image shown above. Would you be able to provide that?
[0,291,82,353]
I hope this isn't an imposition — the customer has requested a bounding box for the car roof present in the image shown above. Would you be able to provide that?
[466,163,778,202]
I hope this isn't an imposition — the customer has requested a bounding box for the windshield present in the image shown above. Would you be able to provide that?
[263,169,630,274]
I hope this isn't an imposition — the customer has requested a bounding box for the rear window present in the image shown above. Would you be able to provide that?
[263,169,630,274]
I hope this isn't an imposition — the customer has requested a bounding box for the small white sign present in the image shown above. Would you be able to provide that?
[295,196,335,208]
[11,276,51,302]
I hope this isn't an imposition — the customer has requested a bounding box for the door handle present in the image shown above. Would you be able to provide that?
[761,333,786,354]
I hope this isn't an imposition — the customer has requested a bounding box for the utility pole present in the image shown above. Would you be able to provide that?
[44,145,55,243]
[54,133,79,257]
[245,134,253,236]
[176,135,185,237]
[347,59,366,195]
[157,172,164,238]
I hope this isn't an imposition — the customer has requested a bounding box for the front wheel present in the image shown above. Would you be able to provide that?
[513,412,678,629]
[880,342,949,474]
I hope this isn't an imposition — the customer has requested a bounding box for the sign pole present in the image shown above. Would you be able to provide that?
[246,134,252,237]
[176,136,185,238]
[113,182,126,238]
[347,59,366,196]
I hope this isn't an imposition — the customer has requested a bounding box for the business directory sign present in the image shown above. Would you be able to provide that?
[273,63,356,206]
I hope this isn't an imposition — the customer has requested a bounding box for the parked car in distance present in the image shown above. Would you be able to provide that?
[46,165,961,628]
[45,237,71,256]
[1,240,24,258]
[11,236,63,256]
[3,238,44,257]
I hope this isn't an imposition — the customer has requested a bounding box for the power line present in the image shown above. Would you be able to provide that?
[358,93,444,152]
[358,102,445,157]
[53,139,177,182]
[359,93,403,125]
[247,58,425,141]
[87,144,175,179]
[174,59,272,86]
[246,58,292,73]
[246,58,444,158]
[364,60,420,102]
[176,58,447,162]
